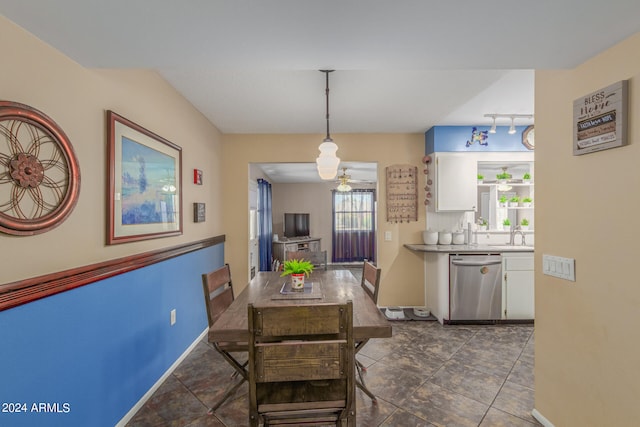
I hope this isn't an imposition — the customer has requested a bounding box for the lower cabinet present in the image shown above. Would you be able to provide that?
[502,253,535,320]
[272,238,321,263]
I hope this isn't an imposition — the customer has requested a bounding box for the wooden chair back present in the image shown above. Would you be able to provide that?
[248,301,355,426]
[201,263,235,327]
[285,250,328,270]
[361,261,381,304]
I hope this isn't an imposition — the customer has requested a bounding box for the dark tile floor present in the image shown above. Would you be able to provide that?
[126,320,539,427]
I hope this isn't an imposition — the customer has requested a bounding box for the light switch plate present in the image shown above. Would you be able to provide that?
[543,254,576,281]
[384,231,392,241]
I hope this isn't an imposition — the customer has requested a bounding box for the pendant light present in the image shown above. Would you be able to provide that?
[316,70,340,180]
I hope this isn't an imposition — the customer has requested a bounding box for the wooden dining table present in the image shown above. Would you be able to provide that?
[209,269,392,404]
[210,269,392,343]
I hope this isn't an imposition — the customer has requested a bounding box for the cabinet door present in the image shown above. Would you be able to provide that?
[505,270,534,319]
[435,154,477,211]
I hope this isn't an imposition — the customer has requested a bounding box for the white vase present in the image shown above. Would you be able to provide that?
[522,202,532,207]
[509,202,519,207]
[291,273,305,290]
[521,225,529,231]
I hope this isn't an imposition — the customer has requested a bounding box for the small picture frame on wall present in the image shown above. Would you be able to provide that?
[573,80,628,155]
[194,202,206,223]
[194,169,203,185]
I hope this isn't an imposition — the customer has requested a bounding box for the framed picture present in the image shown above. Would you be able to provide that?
[194,169,203,185]
[573,80,628,155]
[107,111,183,244]
[194,202,206,223]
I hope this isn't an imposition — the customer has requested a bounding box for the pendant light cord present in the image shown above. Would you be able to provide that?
[321,70,334,142]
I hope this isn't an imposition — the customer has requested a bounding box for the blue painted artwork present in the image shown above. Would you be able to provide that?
[121,136,176,225]
[466,127,489,147]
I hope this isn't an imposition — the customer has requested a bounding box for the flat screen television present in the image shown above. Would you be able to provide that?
[283,213,310,238]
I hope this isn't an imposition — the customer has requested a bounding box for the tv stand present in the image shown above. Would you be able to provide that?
[272,237,321,263]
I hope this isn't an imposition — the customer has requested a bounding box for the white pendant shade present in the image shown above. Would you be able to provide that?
[316,140,340,179]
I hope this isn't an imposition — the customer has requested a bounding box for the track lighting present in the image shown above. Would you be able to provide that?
[489,116,497,134]
[483,114,533,135]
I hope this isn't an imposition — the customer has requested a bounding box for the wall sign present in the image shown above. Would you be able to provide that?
[573,80,628,155]
[386,164,417,223]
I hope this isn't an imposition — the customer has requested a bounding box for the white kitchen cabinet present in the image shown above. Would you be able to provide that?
[502,254,534,320]
[432,153,477,211]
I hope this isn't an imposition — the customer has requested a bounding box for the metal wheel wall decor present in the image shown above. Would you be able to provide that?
[0,101,80,235]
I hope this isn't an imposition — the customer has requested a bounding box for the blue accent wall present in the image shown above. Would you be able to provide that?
[0,243,224,427]
[425,125,532,153]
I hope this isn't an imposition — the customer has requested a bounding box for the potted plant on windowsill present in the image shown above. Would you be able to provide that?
[521,197,533,207]
[499,195,508,207]
[502,218,511,230]
[520,218,530,231]
[509,196,520,207]
[522,172,532,183]
[281,258,314,290]
[477,173,484,184]
[496,171,510,183]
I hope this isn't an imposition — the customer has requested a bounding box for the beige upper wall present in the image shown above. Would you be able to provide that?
[535,32,640,425]
[0,16,224,284]
[223,134,426,306]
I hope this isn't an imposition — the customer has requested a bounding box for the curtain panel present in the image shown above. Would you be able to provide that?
[332,189,376,263]
[257,179,273,271]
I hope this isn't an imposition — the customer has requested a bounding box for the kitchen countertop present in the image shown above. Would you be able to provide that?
[405,244,534,253]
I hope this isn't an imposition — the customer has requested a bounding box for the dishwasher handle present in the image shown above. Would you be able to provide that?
[451,259,502,267]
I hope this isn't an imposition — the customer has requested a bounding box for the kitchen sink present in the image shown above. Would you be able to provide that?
[488,245,534,250]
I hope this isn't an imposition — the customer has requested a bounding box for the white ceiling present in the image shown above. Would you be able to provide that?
[2,1,639,181]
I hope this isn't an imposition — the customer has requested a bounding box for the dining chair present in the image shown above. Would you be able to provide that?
[285,250,328,270]
[248,301,355,426]
[355,260,382,402]
[201,263,249,412]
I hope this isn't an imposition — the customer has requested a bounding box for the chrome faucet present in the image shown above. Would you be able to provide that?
[509,225,526,246]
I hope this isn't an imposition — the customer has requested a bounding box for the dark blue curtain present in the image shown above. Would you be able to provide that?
[332,189,376,263]
[257,179,273,271]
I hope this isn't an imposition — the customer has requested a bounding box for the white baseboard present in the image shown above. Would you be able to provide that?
[115,327,209,427]
[532,408,555,427]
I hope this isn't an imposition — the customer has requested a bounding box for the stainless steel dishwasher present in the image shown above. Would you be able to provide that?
[449,254,502,321]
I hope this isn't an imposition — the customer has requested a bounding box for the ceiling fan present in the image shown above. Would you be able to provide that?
[336,168,352,192]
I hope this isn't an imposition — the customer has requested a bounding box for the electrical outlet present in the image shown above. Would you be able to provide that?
[170,309,176,325]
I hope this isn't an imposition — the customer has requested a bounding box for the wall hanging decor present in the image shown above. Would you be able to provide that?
[573,80,628,155]
[194,202,205,222]
[386,164,418,223]
[107,111,182,244]
[0,101,80,235]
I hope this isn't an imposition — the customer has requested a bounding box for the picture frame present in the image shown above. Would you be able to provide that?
[573,80,628,155]
[107,111,183,244]
[194,202,206,223]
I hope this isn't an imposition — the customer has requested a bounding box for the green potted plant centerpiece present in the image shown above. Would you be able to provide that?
[521,218,530,231]
[280,258,314,290]
[509,196,520,207]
